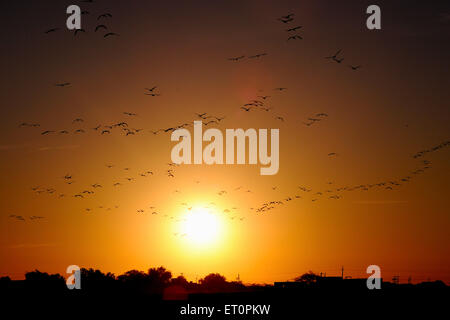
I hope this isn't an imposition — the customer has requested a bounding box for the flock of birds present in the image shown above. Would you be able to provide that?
[9,137,447,223]
[19,109,228,137]
[45,1,119,38]
[8,10,448,231]
[227,13,361,70]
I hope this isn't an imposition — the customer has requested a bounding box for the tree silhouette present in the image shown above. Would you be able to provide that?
[199,273,228,292]
[171,275,189,288]
[148,266,172,289]
[294,271,319,284]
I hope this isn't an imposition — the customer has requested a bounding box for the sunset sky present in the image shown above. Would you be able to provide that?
[0,0,449,284]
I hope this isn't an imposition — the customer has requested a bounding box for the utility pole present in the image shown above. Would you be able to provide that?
[341,266,344,279]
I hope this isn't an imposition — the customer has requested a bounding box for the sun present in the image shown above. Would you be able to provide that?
[179,206,224,248]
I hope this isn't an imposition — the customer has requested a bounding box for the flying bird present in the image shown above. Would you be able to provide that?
[349,65,362,70]
[287,35,303,41]
[98,13,112,20]
[55,82,71,87]
[281,13,295,19]
[248,53,267,59]
[278,18,294,23]
[145,86,157,92]
[286,26,302,32]
[228,56,245,61]
[104,32,119,38]
[45,28,59,34]
[325,49,342,60]
[74,29,86,36]
[95,25,107,32]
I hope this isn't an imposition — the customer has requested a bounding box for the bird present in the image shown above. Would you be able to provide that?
[55,82,71,87]
[333,57,344,64]
[104,32,118,38]
[72,118,83,123]
[241,106,252,112]
[281,13,295,19]
[45,28,59,34]
[275,116,285,122]
[123,112,137,116]
[248,53,267,59]
[195,113,208,119]
[287,35,303,41]
[41,130,55,135]
[325,49,342,60]
[286,26,302,32]
[328,152,338,157]
[145,86,157,92]
[349,65,362,70]
[98,13,112,20]
[101,130,111,134]
[74,29,86,36]
[228,56,245,61]
[95,25,107,32]
[145,93,160,96]
[278,17,294,23]
[258,95,270,100]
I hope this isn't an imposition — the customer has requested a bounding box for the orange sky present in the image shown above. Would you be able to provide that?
[0,0,449,284]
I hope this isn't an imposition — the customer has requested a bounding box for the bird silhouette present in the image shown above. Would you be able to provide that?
[248,53,267,59]
[286,26,302,32]
[349,65,362,70]
[287,35,302,41]
[98,13,112,20]
[55,82,71,87]
[74,29,86,36]
[145,86,157,92]
[45,28,59,34]
[104,32,119,38]
[228,56,245,61]
[325,49,342,60]
[95,25,107,32]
